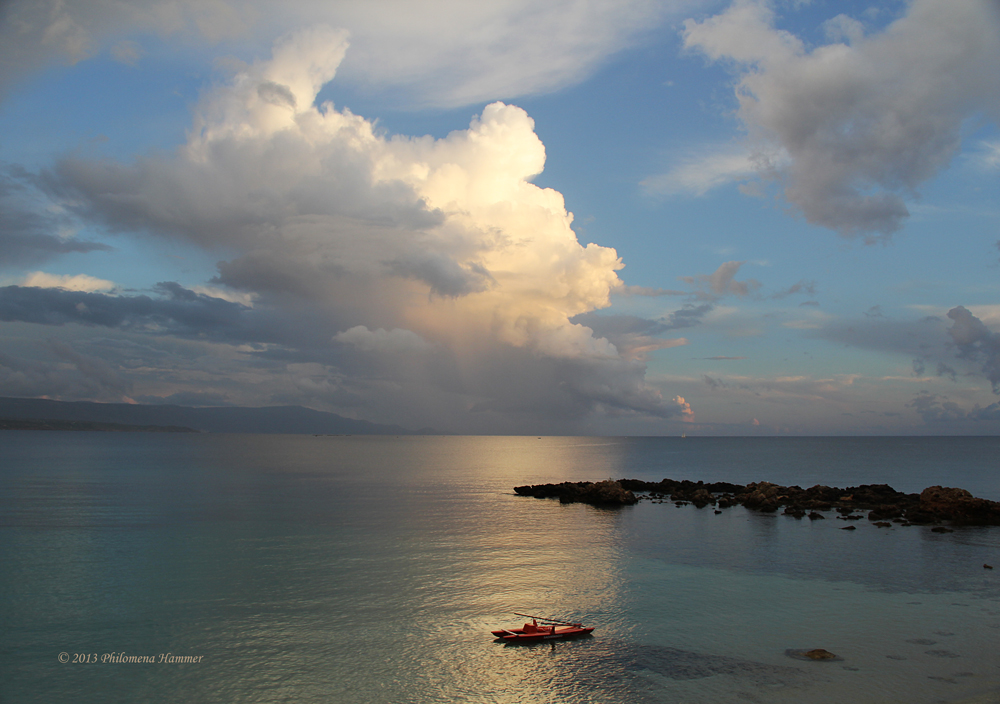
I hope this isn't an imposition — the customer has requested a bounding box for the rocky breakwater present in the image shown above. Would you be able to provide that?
[513,480,639,506]
[515,478,1000,525]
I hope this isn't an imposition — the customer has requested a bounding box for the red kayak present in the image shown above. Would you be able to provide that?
[492,614,594,642]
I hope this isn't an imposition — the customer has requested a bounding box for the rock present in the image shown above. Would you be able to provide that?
[690,488,715,508]
[985,564,994,569]
[743,482,781,509]
[786,648,841,662]
[874,521,892,528]
[808,512,825,520]
[804,649,837,660]
[919,486,1000,525]
[580,480,639,506]
[513,480,638,507]
[841,525,856,531]
[930,526,954,533]
[903,509,936,525]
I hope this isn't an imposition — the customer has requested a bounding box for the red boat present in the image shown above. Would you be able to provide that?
[491,613,595,642]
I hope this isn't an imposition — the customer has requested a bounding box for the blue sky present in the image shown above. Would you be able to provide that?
[1,0,999,435]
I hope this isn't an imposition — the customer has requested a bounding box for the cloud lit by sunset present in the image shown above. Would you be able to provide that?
[1,0,999,434]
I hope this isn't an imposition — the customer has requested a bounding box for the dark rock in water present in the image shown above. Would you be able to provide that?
[985,564,994,569]
[903,509,936,525]
[930,526,954,533]
[690,488,715,507]
[874,521,892,528]
[513,480,638,507]
[919,486,1000,525]
[783,507,806,519]
[808,512,825,520]
[785,648,841,661]
[841,525,857,531]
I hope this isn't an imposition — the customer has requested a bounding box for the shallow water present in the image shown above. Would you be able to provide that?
[1,434,998,703]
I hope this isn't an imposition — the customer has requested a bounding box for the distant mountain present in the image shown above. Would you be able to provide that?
[0,418,197,432]
[0,397,424,435]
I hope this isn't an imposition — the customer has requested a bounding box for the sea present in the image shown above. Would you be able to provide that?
[1,433,998,704]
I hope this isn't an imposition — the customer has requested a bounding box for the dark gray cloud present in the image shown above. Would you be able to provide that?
[907,391,1000,427]
[0,166,111,267]
[0,283,253,338]
[684,0,1000,237]
[46,337,132,397]
[0,282,362,356]
[702,374,755,393]
[947,305,1000,393]
[572,303,711,352]
[574,304,715,339]
[465,351,684,423]
[811,314,949,358]
[386,253,494,298]
[907,392,966,423]
[768,280,816,300]
[0,346,127,402]
[47,151,442,251]
[680,261,760,300]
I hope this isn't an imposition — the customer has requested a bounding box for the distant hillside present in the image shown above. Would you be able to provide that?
[0,397,421,435]
[0,418,197,432]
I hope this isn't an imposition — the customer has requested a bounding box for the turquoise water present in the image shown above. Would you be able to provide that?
[1,434,999,703]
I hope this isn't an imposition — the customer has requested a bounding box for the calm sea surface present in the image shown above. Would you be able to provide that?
[1,434,999,703]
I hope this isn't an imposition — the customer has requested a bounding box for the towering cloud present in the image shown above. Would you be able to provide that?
[683,0,1000,237]
[42,27,681,431]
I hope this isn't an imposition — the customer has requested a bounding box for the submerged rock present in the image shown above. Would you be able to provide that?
[785,648,841,662]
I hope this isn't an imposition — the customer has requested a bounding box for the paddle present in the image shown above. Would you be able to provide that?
[512,612,583,627]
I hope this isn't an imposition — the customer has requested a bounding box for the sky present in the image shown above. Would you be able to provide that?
[0,0,999,436]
